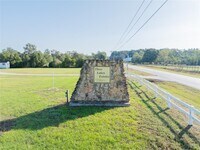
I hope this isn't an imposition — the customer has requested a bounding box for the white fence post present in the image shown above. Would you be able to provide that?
[52,71,55,89]
[155,88,158,98]
[189,106,194,125]
[128,72,200,126]
[167,96,172,108]
[146,84,149,91]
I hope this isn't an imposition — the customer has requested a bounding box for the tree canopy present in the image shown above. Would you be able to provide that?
[0,43,108,68]
[110,48,200,65]
[1,44,199,68]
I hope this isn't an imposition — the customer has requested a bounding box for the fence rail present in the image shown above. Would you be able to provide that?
[127,73,200,126]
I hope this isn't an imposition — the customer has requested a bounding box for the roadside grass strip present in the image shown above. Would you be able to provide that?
[128,80,200,149]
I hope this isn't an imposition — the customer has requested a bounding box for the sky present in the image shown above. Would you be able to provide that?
[0,0,200,55]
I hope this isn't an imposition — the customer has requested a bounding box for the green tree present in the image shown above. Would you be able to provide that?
[0,47,22,67]
[92,51,107,60]
[43,49,53,67]
[30,51,46,67]
[142,49,158,63]
[62,54,72,67]
[74,54,85,67]
[22,43,37,67]
[156,49,170,65]
[132,51,144,63]
[23,43,37,54]
[49,58,62,68]
[49,50,63,68]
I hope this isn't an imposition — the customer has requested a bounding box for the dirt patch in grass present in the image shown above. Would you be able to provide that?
[146,79,164,83]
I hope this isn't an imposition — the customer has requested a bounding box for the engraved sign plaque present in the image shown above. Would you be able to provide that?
[94,67,110,83]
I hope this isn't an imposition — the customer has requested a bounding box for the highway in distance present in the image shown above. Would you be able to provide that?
[128,64,200,90]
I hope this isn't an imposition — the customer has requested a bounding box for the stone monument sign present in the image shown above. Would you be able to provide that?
[70,60,130,106]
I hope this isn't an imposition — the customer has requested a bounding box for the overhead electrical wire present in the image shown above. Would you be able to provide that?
[114,0,146,49]
[117,0,168,50]
[119,0,153,45]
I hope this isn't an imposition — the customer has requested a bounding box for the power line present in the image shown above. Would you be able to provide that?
[119,0,153,45]
[114,0,146,49]
[118,0,168,50]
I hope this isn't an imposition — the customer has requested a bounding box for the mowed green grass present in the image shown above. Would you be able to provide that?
[0,69,199,149]
[0,68,81,74]
[152,81,200,109]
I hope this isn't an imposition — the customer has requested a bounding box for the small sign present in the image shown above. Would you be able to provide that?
[94,67,110,83]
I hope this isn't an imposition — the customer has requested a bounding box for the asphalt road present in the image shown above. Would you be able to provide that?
[128,64,200,90]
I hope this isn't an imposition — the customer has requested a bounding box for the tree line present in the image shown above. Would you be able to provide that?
[110,48,200,65]
[1,45,199,68]
[0,43,107,68]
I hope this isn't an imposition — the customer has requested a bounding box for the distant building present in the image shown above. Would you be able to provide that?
[0,61,10,69]
[123,57,132,62]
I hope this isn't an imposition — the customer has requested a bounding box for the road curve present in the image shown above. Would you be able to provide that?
[128,64,200,90]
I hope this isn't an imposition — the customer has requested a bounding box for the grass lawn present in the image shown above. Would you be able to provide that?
[151,81,200,109]
[0,68,81,74]
[0,69,199,149]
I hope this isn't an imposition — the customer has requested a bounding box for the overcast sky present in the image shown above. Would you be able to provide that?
[0,0,200,55]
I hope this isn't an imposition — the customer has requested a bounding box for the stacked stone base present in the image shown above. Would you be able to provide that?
[69,101,130,107]
[70,60,130,107]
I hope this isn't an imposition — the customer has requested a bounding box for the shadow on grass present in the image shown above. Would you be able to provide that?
[128,81,200,149]
[0,104,112,131]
